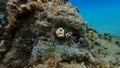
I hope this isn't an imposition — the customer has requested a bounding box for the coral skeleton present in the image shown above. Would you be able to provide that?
[55,27,65,38]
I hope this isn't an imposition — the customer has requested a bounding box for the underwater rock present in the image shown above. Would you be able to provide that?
[0,0,42,67]
[0,0,8,26]
[115,40,120,47]
[0,0,120,68]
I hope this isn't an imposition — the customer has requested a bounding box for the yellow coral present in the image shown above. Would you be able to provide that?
[88,31,97,38]
[29,2,41,10]
[37,0,42,7]
[28,0,42,10]
[52,0,57,5]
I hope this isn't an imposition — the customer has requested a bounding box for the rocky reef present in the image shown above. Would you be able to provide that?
[0,0,120,68]
[0,0,8,27]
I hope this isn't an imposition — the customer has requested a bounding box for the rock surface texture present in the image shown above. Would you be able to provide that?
[0,0,120,68]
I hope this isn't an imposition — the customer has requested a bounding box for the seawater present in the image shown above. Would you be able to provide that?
[70,0,120,36]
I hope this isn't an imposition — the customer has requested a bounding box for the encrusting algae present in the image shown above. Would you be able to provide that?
[0,0,120,68]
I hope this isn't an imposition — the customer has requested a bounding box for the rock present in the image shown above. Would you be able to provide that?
[0,0,8,26]
[0,0,119,68]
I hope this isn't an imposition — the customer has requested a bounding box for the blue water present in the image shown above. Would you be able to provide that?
[70,0,120,36]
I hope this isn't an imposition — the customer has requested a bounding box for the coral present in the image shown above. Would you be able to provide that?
[0,0,120,68]
[0,0,42,67]
[55,27,65,38]
[65,32,71,38]
[47,56,62,68]
[52,0,57,5]
[87,31,97,41]
[2,0,40,46]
